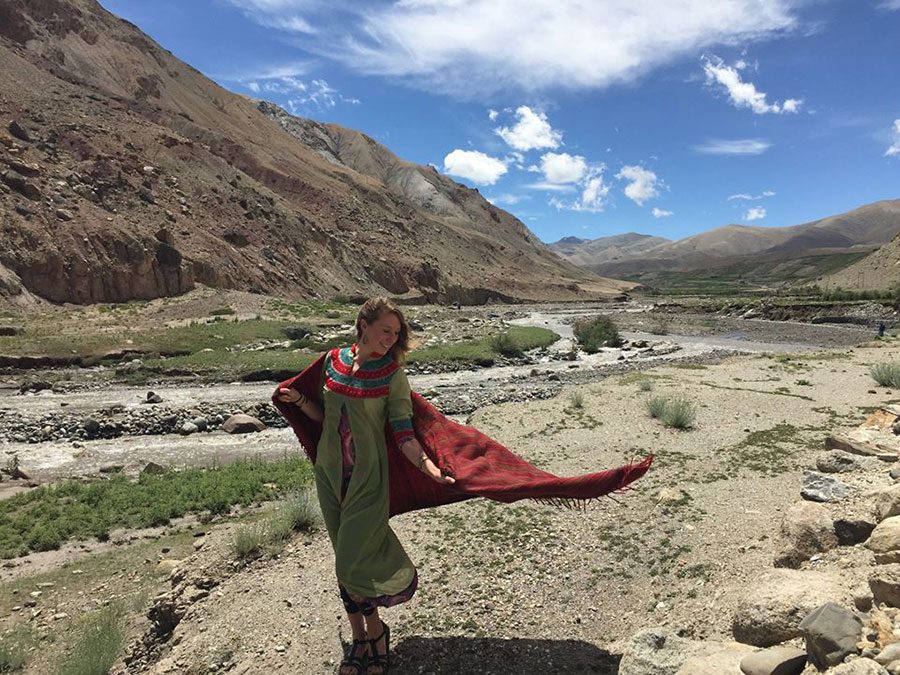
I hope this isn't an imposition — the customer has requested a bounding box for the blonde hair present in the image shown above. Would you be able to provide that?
[356,296,411,364]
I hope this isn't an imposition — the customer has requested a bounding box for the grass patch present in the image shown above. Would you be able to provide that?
[717,423,819,476]
[568,391,584,409]
[0,457,314,559]
[490,332,524,358]
[0,625,31,673]
[57,607,123,675]
[639,378,654,391]
[871,362,900,388]
[573,316,622,353]
[232,487,321,560]
[646,395,696,429]
[408,326,558,364]
[209,306,236,316]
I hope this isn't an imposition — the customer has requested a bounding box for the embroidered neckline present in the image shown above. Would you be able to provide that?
[345,345,392,372]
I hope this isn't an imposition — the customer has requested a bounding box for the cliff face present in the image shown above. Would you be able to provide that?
[0,0,630,306]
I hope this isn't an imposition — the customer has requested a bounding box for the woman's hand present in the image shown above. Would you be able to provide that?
[423,457,456,485]
[276,388,303,405]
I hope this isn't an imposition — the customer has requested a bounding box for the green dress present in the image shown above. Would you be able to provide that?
[314,345,418,603]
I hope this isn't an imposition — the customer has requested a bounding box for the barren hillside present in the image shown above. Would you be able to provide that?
[0,0,630,308]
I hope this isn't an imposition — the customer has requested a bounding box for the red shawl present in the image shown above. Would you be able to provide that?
[273,354,652,517]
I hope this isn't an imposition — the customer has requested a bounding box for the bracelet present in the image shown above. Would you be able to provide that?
[417,454,428,471]
[294,393,306,407]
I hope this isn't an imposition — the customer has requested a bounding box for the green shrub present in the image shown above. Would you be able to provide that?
[278,488,322,533]
[871,362,900,388]
[646,396,668,419]
[0,626,30,673]
[646,395,697,429]
[232,523,265,560]
[490,332,524,358]
[573,316,622,353]
[639,378,653,392]
[568,391,584,409]
[210,307,235,316]
[59,607,123,675]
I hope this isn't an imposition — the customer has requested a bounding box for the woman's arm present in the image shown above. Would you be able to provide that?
[399,437,455,485]
[275,388,324,423]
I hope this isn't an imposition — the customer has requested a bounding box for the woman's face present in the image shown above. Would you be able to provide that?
[360,311,401,354]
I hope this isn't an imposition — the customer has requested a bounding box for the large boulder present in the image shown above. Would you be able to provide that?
[869,564,900,607]
[802,472,848,502]
[739,647,806,675]
[773,501,838,568]
[866,516,900,563]
[829,659,889,674]
[873,485,900,522]
[732,569,849,647]
[798,602,862,669]
[221,414,266,434]
[617,628,747,675]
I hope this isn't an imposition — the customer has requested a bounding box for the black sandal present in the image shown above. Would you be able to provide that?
[367,622,390,674]
[338,638,369,675]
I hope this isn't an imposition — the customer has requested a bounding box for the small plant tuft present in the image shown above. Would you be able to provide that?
[639,378,653,392]
[59,607,123,675]
[573,316,622,353]
[646,395,696,429]
[871,362,900,388]
[231,522,266,560]
[568,391,584,409]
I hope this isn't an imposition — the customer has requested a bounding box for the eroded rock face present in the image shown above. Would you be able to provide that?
[617,628,748,675]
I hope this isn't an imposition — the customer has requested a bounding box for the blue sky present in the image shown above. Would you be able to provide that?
[97,0,900,244]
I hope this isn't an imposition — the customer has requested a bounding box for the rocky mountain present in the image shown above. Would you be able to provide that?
[0,0,630,307]
[825,228,900,291]
[548,232,670,268]
[554,200,900,279]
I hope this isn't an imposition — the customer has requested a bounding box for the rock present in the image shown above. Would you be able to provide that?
[894,419,900,436]
[145,391,163,404]
[55,208,73,221]
[817,450,864,473]
[852,582,874,611]
[99,464,123,474]
[829,659,888,674]
[873,485,900,521]
[180,422,199,435]
[869,564,900,606]
[773,501,838,568]
[739,646,807,675]
[222,414,265,434]
[675,643,755,674]
[834,517,876,546]
[10,465,31,480]
[138,186,155,204]
[617,628,737,675]
[827,435,882,458]
[799,602,862,669]
[732,569,849,647]
[802,472,848,502]
[866,516,900,563]
[890,468,900,480]
[1,170,40,200]
[191,417,208,432]
[155,559,180,575]
[141,462,167,476]
[8,120,30,141]
[876,643,900,665]
[82,418,100,435]
[655,488,683,503]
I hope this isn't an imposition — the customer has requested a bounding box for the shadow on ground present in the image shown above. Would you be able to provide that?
[391,636,620,674]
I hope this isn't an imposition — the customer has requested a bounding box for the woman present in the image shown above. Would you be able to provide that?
[275,297,452,675]
[274,297,652,675]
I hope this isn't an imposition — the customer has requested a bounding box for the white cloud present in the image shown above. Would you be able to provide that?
[443,149,508,185]
[744,206,767,221]
[878,0,900,9]
[539,152,586,184]
[524,182,576,192]
[488,108,499,121]
[728,190,776,200]
[495,107,562,151]
[579,174,610,212]
[616,165,660,206]
[885,119,900,157]
[488,193,526,206]
[702,55,802,114]
[652,208,674,218]
[247,82,261,93]
[694,139,772,155]
[237,1,803,96]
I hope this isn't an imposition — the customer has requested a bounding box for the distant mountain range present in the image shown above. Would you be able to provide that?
[552,200,900,286]
[0,0,630,307]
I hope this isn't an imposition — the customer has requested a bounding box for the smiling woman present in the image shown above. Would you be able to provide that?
[273,296,652,674]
